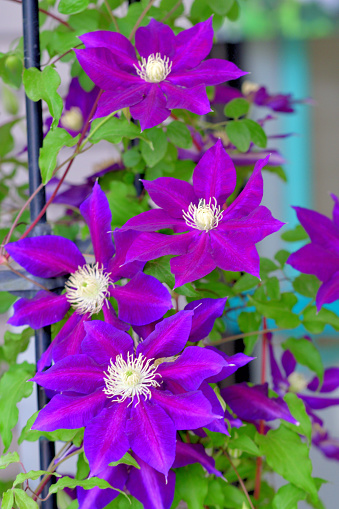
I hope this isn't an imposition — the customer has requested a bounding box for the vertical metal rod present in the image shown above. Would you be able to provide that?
[22,1,57,507]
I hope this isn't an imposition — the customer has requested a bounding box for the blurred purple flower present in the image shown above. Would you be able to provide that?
[287,195,339,310]
[75,18,246,130]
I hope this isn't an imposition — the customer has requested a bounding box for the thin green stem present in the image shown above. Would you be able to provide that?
[160,0,183,21]
[103,0,119,31]
[204,327,281,346]
[225,451,255,509]
[128,0,157,41]
[80,110,117,148]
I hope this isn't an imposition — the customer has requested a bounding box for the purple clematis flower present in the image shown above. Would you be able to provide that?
[6,182,172,369]
[120,140,284,287]
[287,195,339,310]
[31,311,230,476]
[74,18,246,130]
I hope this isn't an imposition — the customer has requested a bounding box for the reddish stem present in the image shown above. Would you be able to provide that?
[7,0,72,29]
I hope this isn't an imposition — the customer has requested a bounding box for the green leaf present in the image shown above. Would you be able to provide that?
[204,478,225,507]
[283,393,312,443]
[23,66,63,128]
[209,0,234,15]
[260,257,279,276]
[140,128,168,167]
[144,256,175,288]
[0,52,23,89]
[275,249,290,267]
[303,305,339,333]
[166,121,192,148]
[13,489,39,509]
[256,426,318,499]
[292,274,320,298]
[89,116,141,144]
[13,470,61,488]
[0,292,16,313]
[1,490,14,509]
[243,119,267,148]
[48,476,124,496]
[249,296,300,329]
[19,411,84,444]
[0,120,18,157]
[224,98,250,119]
[0,362,35,452]
[226,120,251,152]
[122,147,141,168]
[226,0,240,20]
[266,276,281,300]
[172,464,209,509]
[109,452,140,469]
[107,181,147,228]
[272,483,306,509]
[0,451,20,469]
[58,0,89,15]
[220,484,248,508]
[237,311,261,355]
[228,434,260,456]
[0,328,32,364]
[282,337,324,385]
[233,273,259,293]
[39,127,79,184]
[281,225,308,242]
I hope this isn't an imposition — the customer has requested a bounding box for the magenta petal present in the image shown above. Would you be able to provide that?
[127,399,176,475]
[127,455,175,509]
[316,272,339,310]
[192,140,236,206]
[172,18,214,72]
[93,85,148,118]
[293,206,339,254]
[108,230,144,281]
[112,272,172,325]
[158,346,227,391]
[84,401,130,476]
[77,464,128,509]
[287,244,339,282]
[331,194,339,227]
[80,182,115,266]
[8,292,70,329]
[33,355,104,394]
[300,394,339,410]
[198,382,229,435]
[120,208,186,232]
[142,177,197,218]
[174,442,222,478]
[171,233,216,287]
[308,367,339,393]
[185,298,226,342]
[32,390,107,431]
[125,232,193,263]
[135,19,175,59]
[168,59,247,87]
[6,236,85,277]
[79,30,137,70]
[151,389,218,430]
[281,350,296,378]
[130,85,170,130]
[204,350,254,384]
[220,206,284,243]
[161,82,211,115]
[136,310,194,360]
[102,301,129,331]
[82,320,133,365]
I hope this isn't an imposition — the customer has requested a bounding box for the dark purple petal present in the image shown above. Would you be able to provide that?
[127,455,176,509]
[308,367,339,393]
[120,208,186,232]
[32,355,104,394]
[77,464,128,509]
[125,232,193,264]
[151,389,218,430]
[281,350,297,378]
[185,297,226,342]
[174,441,223,477]
[32,390,107,431]
[47,313,88,365]
[6,236,85,277]
[157,346,227,391]
[172,18,214,72]
[111,272,172,325]
[197,382,229,435]
[84,401,130,475]
[137,310,193,360]
[300,394,339,410]
[130,85,170,131]
[287,244,339,282]
[192,139,236,206]
[221,383,298,425]
[80,181,115,266]
[267,337,286,392]
[161,82,211,115]
[168,59,247,87]
[331,194,339,227]
[93,85,149,118]
[82,320,133,365]
[108,230,145,281]
[133,321,157,341]
[8,292,70,329]
[142,177,197,218]
[102,301,129,331]
[171,233,216,287]
[135,19,175,59]
[204,350,254,384]
[316,272,339,310]
[79,31,137,70]
[127,399,176,475]
[292,206,339,254]
[212,85,243,105]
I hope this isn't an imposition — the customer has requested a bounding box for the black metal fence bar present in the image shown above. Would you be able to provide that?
[22,0,57,507]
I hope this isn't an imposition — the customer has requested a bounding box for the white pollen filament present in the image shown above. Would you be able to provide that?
[103,353,161,405]
[287,372,308,393]
[134,53,172,83]
[60,106,84,132]
[183,197,224,232]
[65,262,112,316]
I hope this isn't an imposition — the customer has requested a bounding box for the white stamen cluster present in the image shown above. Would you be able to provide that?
[65,262,112,316]
[60,106,84,132]
[287,372,308,393]
[103,352,161,405]
[183,197,224,232]
[134,53,172,83]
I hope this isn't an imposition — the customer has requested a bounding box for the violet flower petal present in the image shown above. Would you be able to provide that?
[185,297,227,342]
[192,139,236,206]
[135,19,175,59]
[125,232,194,263]
[308,367,339,393]
[80,181,115,266]
[161,82,211,115]
[172,17,214,72]
[299,394,339,410]
[331,193,339,227]
[130,85,170,131]
[8,292,70,329]
[51,313,88,364]
[79,31,137,70]
[316,272,339,311]
[82,320,133,365]
[142,177,198,219]
[6,236,85,277]
[168,59,247,87]
[77,464,128,509]
[108,230,145,281]
[287,244,339,282]
[119,208,187,232]
[292,205,339,254]
[198,382,229,435]
[84,401,130,476]
[93,85,149,119]
[102,301,129,331]
[204,350,254,384]
[281,350,297,378]
[127,399,176,475]
[173,441,223,477]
